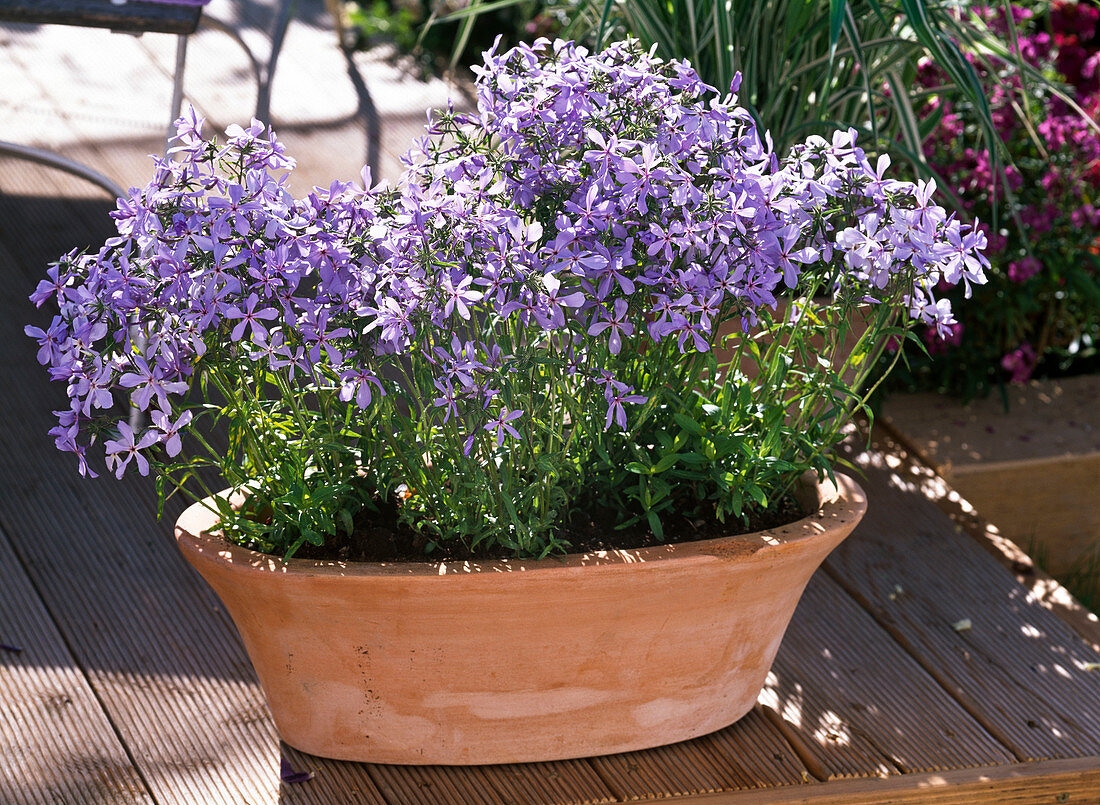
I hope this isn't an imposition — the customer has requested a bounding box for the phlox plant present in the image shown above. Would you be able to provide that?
[28,39,987,560]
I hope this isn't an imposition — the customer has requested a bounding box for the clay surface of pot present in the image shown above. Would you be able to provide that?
[174,472,867,764]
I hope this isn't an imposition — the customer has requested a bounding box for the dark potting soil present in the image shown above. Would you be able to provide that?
[292,490,806,564]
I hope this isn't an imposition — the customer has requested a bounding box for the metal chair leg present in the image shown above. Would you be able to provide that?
[0,141,125,199]
[167,33,189,141]
[255,0,297,124]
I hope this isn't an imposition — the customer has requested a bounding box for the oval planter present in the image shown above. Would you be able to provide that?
[174,471,867,765]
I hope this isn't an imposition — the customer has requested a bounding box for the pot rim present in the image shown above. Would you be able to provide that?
[174,471,866,578]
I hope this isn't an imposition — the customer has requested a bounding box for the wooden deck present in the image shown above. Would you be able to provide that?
[3,4,1100,802]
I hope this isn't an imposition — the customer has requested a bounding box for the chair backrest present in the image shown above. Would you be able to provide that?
[0,0,203,35]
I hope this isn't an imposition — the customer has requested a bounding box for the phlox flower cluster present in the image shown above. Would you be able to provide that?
[28,38,987,558]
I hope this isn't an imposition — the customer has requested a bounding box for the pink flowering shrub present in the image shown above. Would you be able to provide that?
[904,2,1100,397]
[27,39,986,558]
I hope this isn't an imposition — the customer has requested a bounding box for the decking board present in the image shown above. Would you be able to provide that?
[0,519,152,805]
[825,446,1100,762]
[660,756,1100,804]
[764,573,1015,780]
[589,709,809,800]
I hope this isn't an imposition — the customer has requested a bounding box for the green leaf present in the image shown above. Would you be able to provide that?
[729,488,744,517]
[652,453,680,474]
[646,510,665,540]
[827,0,848,74]
[673,413,705,436]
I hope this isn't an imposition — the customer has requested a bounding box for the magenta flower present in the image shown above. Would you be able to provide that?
[1001,343,1039,385]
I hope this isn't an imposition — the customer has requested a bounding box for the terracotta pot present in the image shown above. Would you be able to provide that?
[174,472,867,765]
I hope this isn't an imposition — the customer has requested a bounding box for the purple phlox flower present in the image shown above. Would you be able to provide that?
[773,224,818,288]
[69,316,108,354]
[564,183,614,232]
[473,264,514,308]
[499,288,540,324]
[338,367,385,409]
[72,361,116,414]
[910,179,946,229]
[104,422,160,479]
[534,273,586,328]
[685,290,724,331]
[645,221,684,262]
[299,308,350,366]
[118,356,189,412]
[361,296,416,349]
[862,153,901,198]
[906,289,956,336]
[506,216,544,245]
[248,328,285,365]
[935,222,989,297]
[434,335,481,389]
[441,273,483,320]
[603,382,647,430]
[484,407,524,447]
[594,242,636,297]
[669,313,712,353]
[696,213,735,248]
[587,299,635,354]
[226,293,279,342]
[615,143,670,213]
[30,261,74,307]
[582,129,624,179]
[25,316,68,365]
[549,243,595,277]
[224,118,295,171]
[835,218,893,289]
[50,407,98,478]
[270,338,306,374]
[151,408,193,457]
[432,379,461,423]
[208,183,263,237]
[168,105,207,155]
[645,293,681,340]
